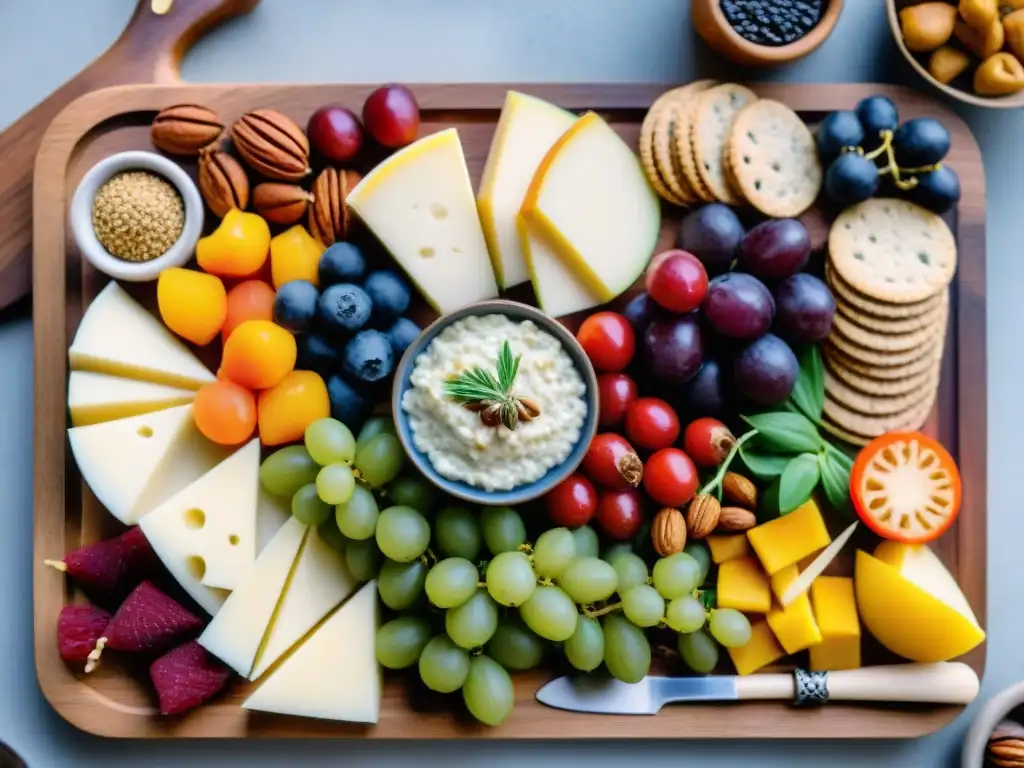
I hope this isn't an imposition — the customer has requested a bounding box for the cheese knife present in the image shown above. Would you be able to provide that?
[535,662,980,714]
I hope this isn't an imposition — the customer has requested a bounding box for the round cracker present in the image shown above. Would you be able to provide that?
[651,81,717,205]
[830,293,949,353]
[826,326,943,368]
[835,291,947,335]
[826,261,943,320]
[823,343,943,382]
[727,99,822,217]
[639,98,687,206]
[824,365,937,416]
[673,99,715,203]
[824,349,938,397]
[829,198,957,304]
[822,389,937,444]
[691,84,757,205]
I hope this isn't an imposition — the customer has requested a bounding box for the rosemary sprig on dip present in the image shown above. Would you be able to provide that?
[444,341,541,431]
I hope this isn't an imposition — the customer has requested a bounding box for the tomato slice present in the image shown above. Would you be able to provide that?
[850,431,962,544]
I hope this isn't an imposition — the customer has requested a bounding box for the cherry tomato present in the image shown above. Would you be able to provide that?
[682,417,736,468]
[222,280,276,343]
[597,373,638,428]
[545,474,598,528]
[581,434,643,490]
[624,397,680,451]
[577,312,635,372]
[643,448,698,507]
[645,250,709,313]
[193,380,257,445]
[595,489,645,541]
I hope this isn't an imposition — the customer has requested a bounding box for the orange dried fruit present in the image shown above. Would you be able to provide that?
[156,267,227,346]
[193,380,257,445]
[222,280,276,342]
[257,370,330,446]
[220,320,297,390]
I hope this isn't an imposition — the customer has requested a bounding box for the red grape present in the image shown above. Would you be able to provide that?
[702,273,774,340]
[545,474,598,528]
[736,219,811,281]
[362,84,420,148]
[774,273,836,343]
[595,490,645,541]
[582,434,643,490]
[597,373,638,428]
[621,292,664,335]
[624,398,680,451]
[642,315,704,384]
[682,417,736,468]
[645,250,708,313]
[677,203,745,276]
[577,312,635,372]
[680,360,728,418]
[733,333,799,405]
[642,448,699,507]
[307,105,364,163]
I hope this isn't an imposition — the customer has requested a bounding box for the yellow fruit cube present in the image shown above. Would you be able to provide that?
[707,534,751,564]
[717,557,771,614]
[767,593,822,655]
[769,564,799,602]
[809,576,861,671]
[729,620,786,676]
[747,499,831,575]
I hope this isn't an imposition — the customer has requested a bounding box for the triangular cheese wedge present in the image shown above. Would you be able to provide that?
[68,404,196,525]
[69,282,215,390]
[198,517,307,677]
[520,219,602,317]
[249,524,357,680]
[256,487,290,554]
[68,371,195,427]
[243,581,380,723]
[140,439,261,596]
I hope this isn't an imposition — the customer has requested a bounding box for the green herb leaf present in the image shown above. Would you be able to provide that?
[739,445,791,480]
[699,588,716,610]
[742,412,824,454]
[778,453,820,514]
[789,345,825,423]
[443,342,522,407]
[818,449,853,515]
[496,341,520,392]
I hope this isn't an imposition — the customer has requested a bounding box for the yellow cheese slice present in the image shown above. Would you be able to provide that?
[68,371,195,427]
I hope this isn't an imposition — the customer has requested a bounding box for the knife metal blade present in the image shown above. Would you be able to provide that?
[535,675,739,715]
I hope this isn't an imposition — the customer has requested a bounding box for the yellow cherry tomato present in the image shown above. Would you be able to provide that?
[220,320,297,390]
[157,267,227,346]
[196,209,271,277]
[257,370,330,446]
[270,225,324,289]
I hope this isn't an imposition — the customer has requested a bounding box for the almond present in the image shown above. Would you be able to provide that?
[652,507,686,557]
[685,494,720,539]
[252,182,312,226]
[722,472,758,510]
[151,104,223,156]
[198,148,249,218]
[231,109,311,182]
[717,506,757,532]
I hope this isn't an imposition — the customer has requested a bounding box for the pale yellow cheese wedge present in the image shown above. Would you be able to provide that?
[68,371,195,427]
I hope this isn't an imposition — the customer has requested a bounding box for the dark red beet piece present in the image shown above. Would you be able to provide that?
[101,581,203,654]
[57,604,111,662]
[150,641,231,715]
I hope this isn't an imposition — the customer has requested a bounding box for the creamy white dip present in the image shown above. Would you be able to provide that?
[402,314,587,491]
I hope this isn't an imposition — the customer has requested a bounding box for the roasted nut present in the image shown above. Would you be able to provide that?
[722,472,758,509]
[975,51,1024,94]
[955,18,1005,58]
[652,507,686,557]
[960,0,999,28]
[252,182,312,225]
[1004,9,1024,60]
[231,109,311,182]
[988,719,1024,767]
[198,148,249,218]
[928,45,972,84]
[309,167,361,245]
[717,506,757,532]
[899,2,958,52]
[151,104,223,156]
[685,494,720,540]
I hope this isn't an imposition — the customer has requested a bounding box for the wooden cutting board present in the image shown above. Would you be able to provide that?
[0,0,261,312]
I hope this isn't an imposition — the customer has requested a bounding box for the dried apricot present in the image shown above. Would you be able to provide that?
[270,225,324,289]
[223,280,276,342]
[196,209,271,277]
[193,380,257,445]
[156,267,227,346]
[257,370,330,446]
[220,320,297,390]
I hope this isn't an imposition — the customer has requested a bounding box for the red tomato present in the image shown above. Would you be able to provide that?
[682,417,736,468]
[624,397,680,451]
[545,474,598,527]
[595,490,645,541]
[597,373,638,428]
[850,431,962,544]
[581,434,643,490]
[577,312,635,372]
[643,448,698,507]
[645,250,709,313]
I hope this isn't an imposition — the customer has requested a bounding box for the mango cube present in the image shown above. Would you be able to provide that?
[707,534,751,564]
[767,593,822,655]
[717,557,771,614]
[769,564,799,602]
[747,499,831,575]
[809,576,861,671]
[729,620,786,676]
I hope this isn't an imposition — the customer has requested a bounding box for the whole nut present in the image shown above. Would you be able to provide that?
[989,719,1024,767]
[716,506,757,533]
[722,472,758,510]
[252,182,313,225]
[231,109,311,182]
[151,104,224,156]
[954,18,1004,59]
[652,507,686,557]
[685,494,720,540]
[928,45,972,85]
[309,167,362,245]
[198,148,249,218]
[898,2,957,52]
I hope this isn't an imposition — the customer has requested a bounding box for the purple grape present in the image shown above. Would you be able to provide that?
[774,273,836,343]
[643,315,704,384]
[736,219,811,282]
[677,204,744,276]
[621,292,663,335]
[733,334,799,406]
[680,359,728,417]
[702,273,775,340]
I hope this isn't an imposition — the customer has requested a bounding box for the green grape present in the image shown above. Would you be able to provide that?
[683,542,712,586]
[678,628,719,674]
[480,506,526,555]
[621,585,665,628]
[571,525,600,558]
[519,585,578,642]
[602,614,651,684]
[607,553,649,592]
[462,654,515,727]
[304,417,356,466]
[602,542,633,562]
[485,551,536,607]
[557,557,618,605]
[665,595,708,633]
[418,634,470,693]
[425,557,479,609]
[356,416,397,452]
[291,483,331,526]
[708,608,752,648]
[335,484,379,540]
[316,463,356,505]
[377,558,426,610]
[260,446,319,497]
[652,552,702,600]
[354,433,405,488]
[317,518,348,553]
[435,506,482,560]
[486,616,545,671]
[445,590,498,649]
[375,616,432,669]
[345,537,381,582]
[387,476,438,515]
[532,528,576,580]
[563,615,604,672]
[375,505,430,563]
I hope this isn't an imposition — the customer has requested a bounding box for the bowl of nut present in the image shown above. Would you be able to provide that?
[888,0,1024,108]
[962,680,1024,767]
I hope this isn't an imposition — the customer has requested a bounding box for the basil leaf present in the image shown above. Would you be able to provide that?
[743,412,824,454]
[739,446,791,480]
[826,443,855,474]
[789,345,825,423]
[818,450,853,514]
[778,453,820,514]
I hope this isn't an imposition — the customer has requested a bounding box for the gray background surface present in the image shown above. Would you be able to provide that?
[0,1,1016,765]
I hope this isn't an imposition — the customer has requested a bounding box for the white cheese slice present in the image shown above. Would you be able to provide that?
[68,371,195,427]
[198,517,307,677]
[242,581,380,723]
[520,220,603,317]
[249,523,357,680]
[255,487,290,555]
[69,281,215,390]
[346,128,498,314]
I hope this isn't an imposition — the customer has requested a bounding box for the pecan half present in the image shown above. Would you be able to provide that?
[198,148,249,218]
[252,182,312,225]
[309,167,361,245]
[151,104,223,156]
[231,109,311,182]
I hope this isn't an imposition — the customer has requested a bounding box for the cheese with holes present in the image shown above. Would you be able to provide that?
[198,517,307,677]
[347,128,498,313]
[68,371,195,427]
[243,581,380,723]
[69,282,215,390]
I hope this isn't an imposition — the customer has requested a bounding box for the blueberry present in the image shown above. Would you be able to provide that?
[892,118,951,168]
[824,153,879,206]
[363,270,411,324]
[326,374,372,432]
[317,284,372,335]
[907,165,961,214]
[319,242,366,287]
[343,330,395,384]
[386,317,421,356]
[855,96,899,149]
[273,280,319,333]
[297,332,343,375]
[816,111,865,163]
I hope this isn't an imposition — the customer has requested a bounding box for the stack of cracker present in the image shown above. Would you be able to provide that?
[639,82,822,218]
[822,198,957,446]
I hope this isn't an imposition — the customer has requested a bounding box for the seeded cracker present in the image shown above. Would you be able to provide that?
[823,343,943,382]
[825,260,943,320]
[822,390,937,446]
[829,292,949,352]
[639,93,687,206]
[824,349,939,397]
[690,84,757,205]
[673,99,716,203]
[651,81,718,205]
[824,365,938,416]
[834,289,946,335]
[826,304,946,368]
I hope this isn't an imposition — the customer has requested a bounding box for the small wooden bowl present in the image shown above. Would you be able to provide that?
[885,0,1024,109]
[691,0,844,66]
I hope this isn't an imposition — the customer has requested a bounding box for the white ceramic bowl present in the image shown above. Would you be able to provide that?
[69,150,204,282]
[962,681,1024,767]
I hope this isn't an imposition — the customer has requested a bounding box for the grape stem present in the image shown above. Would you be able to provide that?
[698,429,757,500]
[862,129,939,191]
[583,602,622,619]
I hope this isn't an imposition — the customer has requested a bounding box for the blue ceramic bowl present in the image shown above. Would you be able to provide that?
[392,300,599,506]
